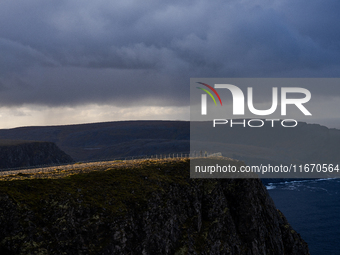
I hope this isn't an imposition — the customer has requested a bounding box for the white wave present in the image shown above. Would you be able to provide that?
[273,178,338,186]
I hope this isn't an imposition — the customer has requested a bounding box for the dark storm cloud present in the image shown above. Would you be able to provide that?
[0,0,340,107]
[0,38,57,75]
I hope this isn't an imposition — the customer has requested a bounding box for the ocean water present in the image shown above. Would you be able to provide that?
[266,178,340,255]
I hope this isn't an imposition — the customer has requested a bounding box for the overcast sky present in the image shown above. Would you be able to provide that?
[1,0,340,129]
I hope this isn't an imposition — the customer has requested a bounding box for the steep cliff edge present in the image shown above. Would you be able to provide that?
[0,140,74,169]
[0,159,309,254]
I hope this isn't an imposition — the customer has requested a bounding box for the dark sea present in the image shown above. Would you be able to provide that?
[266,178,340,255]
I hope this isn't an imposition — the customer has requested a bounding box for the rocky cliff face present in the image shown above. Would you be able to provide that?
[0,140,74,169]
[0,159,309,254]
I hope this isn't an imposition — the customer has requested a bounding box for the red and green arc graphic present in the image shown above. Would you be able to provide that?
[196,82,223,106]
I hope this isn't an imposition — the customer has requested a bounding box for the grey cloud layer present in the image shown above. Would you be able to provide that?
[0,0,340,107]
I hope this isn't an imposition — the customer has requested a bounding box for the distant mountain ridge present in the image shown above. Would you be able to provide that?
[0,120,339,165]
[0,121,190,161]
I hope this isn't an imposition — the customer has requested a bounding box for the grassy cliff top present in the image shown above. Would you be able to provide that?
[0,157,310,254]
[0,157,242,214]
[0,158,192,214]
[0,158,189,181]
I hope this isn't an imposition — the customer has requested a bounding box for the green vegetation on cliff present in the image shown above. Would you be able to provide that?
[0,159,189,215]
[0,158,309,255]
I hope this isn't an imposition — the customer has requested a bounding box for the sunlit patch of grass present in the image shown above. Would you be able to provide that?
[0,158,189,181]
